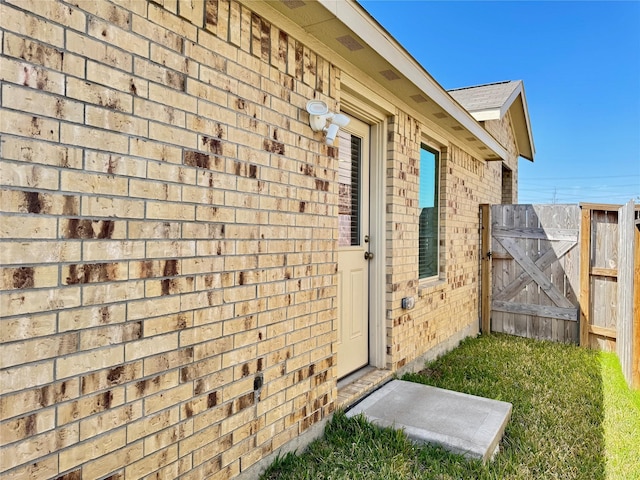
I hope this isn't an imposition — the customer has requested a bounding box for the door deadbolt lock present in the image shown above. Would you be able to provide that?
[364,235,370,243]
[364,251,374,260]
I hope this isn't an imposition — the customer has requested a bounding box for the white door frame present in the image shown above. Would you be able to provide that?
[340,88,388,371]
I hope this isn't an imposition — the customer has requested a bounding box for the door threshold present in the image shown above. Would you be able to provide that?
[338,365,376,386]
[337,366,393,410]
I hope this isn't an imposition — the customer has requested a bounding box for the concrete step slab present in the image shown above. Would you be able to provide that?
[346,379,512,462]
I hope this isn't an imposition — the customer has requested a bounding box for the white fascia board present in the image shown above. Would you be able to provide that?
[324,0,508,160]
[500,82,535,159]
[469,110,501,122]
[518,85,536,157]
[500,82,523,119]
[504,83,535,160]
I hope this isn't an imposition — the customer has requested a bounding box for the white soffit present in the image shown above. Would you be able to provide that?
[257,0,508,161]
[469,110,502,122]
[323,0,508,160]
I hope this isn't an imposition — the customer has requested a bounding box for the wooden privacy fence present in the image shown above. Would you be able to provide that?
[579,202,639,389]
[480,201,640,389]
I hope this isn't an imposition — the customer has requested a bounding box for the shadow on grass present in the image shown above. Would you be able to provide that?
[403,334,606,479]
[261,334,607,480]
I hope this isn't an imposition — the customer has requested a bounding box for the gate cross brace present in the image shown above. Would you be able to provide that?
[495,236,575,309]
[494,240,576,303]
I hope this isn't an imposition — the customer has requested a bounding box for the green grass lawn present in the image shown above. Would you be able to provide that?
[261,334,640,480]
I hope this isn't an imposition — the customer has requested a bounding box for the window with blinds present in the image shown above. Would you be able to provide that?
[419,145,439,279]
[338,131,362,247]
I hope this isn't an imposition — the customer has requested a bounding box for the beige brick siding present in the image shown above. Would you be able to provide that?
[484,113,520,203]
[0,0,521,478]
[1,0,338,477]
[384,119,509,371]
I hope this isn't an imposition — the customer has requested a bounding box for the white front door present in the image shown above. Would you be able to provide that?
[337,117,371,378]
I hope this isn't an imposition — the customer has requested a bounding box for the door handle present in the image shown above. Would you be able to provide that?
[364,251,374,260]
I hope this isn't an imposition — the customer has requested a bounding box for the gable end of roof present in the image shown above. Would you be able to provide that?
[449,81,535,161]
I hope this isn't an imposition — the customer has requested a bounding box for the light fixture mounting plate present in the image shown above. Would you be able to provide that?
[306,100,329,116]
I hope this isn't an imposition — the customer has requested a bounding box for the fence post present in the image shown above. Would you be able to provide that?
[634,210,640,389]
[617,201,635,386]
[579,206,591,347]
[480,204,491,334]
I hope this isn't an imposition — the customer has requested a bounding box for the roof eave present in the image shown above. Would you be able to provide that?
[251,0,508,161]
[323,0,508,160]
[502,81,535,161]
[516,86,536,161]
[505,94,535,161]
[462,83,535,162]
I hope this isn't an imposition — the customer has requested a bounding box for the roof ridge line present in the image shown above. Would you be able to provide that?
[447,80,517,92]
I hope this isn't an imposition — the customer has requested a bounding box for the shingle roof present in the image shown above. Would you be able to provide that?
[448,81,522,113]
[447,80,535,161]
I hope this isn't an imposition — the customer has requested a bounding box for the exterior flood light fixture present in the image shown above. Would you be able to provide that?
[306,100,350,146]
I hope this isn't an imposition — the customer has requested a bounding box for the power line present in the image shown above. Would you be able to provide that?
[519,189,640,197]
[519,184,640,191]
[520,194,639,203]
[519,182,640,187]
[522,190,638,197]
[521,174,639,181]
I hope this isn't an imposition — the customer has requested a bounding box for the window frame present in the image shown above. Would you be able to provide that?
[418,142,442,283]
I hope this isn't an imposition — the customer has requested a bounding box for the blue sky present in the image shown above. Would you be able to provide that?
[359,0,640,205]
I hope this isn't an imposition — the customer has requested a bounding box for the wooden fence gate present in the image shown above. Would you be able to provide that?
[482,204,580,343]
[480,201,640,389]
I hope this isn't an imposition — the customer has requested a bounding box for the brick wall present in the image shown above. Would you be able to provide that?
[384,117,511,372]
[1,1,338,478]
[485,114,520,203]
[0,0,522,478]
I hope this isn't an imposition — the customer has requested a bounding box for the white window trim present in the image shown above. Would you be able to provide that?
[418,140,444,288]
